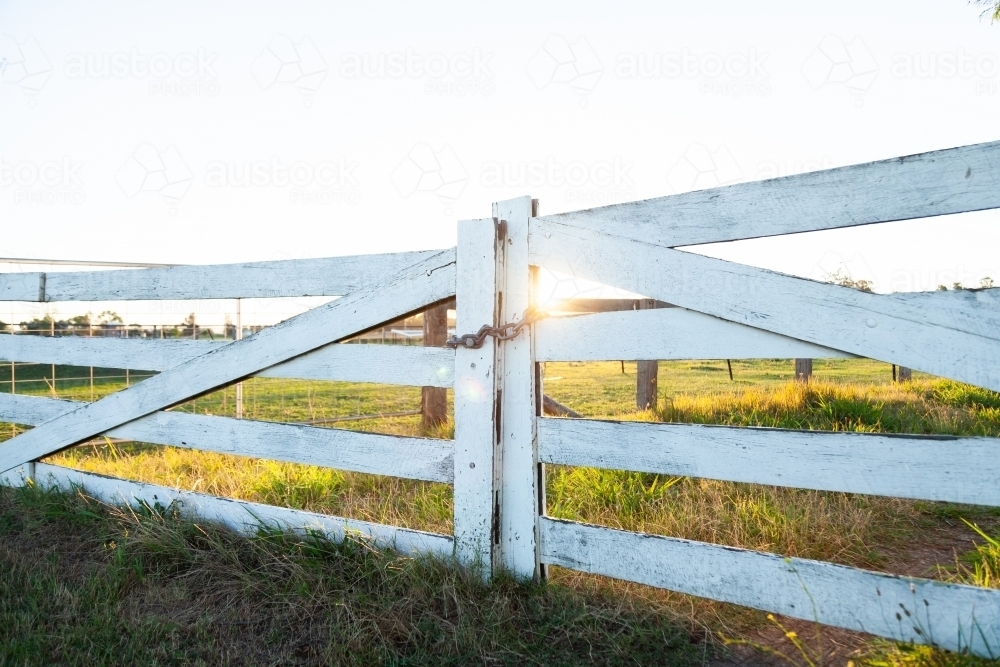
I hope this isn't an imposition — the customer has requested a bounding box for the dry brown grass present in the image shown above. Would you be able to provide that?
[52,442,454,534]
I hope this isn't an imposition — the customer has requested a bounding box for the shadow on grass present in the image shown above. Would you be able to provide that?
[0,483,704,667]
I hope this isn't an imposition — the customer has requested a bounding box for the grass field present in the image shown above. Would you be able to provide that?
[2,357,1000,664]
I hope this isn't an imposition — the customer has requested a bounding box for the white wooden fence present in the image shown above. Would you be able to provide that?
[2,141,1000,657]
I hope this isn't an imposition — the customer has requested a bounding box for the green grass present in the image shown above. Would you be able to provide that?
[0,483,703,666]
[3,358,1000,664]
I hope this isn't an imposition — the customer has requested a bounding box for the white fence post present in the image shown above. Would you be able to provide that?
[453,218,502,572]
[493,196,540,580]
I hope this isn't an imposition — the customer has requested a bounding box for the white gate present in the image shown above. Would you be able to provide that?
[2,141,1000,657]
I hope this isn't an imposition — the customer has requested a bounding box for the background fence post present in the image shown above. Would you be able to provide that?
[493,195,540,580]
[421,303,449,430]
[453,217,502,574]
[636,298,658,410]
[795,358,812,382]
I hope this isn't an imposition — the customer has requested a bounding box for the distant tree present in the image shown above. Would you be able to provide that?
[0,320,7,331]
[937,278,993,291]
[974,0,1000,21]
[182,313,198,338]
[826,268,873,293]
[18,315,90,332]
[20,315,58,331]
[67,313,91,329]
[96,310,123,325]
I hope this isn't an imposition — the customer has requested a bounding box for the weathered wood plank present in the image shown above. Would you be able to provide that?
[887,288,1000,342]
[0,393,453,482]
[31,463,454,557]
[258,344,455,387]
[536,141,1000,247]
[529,220,1000,391]
[0,462,33,487]
[535,308,853,361]
[495,197,540,579]
[0,249,457,474]
[0,392,76,424]
[540,518,1000,657]
[538,418,1000,506]
[542,395,581,418]
[0,251,443,301]
[0,273,43,302]
[452,218,501,570]
[0,335,227,370]
[0,335,455,387]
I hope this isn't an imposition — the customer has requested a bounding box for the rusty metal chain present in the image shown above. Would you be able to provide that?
[445,306,548,350]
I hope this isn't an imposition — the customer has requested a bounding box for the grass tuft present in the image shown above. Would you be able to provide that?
[0,483,704,666]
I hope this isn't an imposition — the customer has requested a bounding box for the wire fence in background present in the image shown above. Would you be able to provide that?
[0,258,455,444]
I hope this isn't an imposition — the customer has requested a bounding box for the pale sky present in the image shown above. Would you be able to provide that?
[2,0,999,326]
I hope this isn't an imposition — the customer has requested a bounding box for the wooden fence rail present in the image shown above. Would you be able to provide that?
[2,140,999,657]
[0,335,455,387]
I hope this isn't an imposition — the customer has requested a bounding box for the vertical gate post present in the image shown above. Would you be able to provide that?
[453,218,503,574]
[493,196,540,580]
[529,200,547,581]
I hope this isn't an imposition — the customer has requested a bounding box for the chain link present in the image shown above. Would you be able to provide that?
[445,306,548,349]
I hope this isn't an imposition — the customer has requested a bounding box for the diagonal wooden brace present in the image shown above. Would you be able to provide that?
[529,220,1000,392]
[0,250,456,475]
